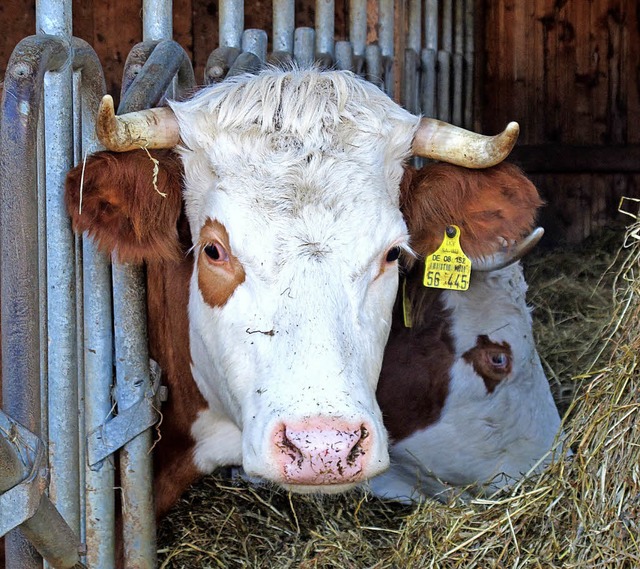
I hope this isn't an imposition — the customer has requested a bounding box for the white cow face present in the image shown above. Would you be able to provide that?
[170,70,418,490]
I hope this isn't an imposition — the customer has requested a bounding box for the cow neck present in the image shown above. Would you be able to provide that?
[377,265,454,442]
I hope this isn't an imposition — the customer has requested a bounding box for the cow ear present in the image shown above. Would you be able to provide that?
[65,149,185,263]
[401,162,543,261]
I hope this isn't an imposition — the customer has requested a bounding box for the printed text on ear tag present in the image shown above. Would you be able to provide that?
[423,225,471,291]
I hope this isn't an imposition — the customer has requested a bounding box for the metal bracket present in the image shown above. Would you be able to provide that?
[0,411,48,537]
[86,359,168,467]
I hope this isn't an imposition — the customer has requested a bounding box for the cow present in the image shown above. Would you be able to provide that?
[370,163,563,502]
[64,68,522,519]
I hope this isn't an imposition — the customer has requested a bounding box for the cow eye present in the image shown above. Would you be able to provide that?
[385,246,401,263]
[203,242,229,263]
[490,353,509,368]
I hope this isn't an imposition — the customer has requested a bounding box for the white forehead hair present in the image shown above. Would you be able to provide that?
[168,67,419,234]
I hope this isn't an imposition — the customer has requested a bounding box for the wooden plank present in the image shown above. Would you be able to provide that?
[627,0,640,143]
[509,144,640,173]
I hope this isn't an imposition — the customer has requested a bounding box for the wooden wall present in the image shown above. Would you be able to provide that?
[477,0,640,243]
[2,0,638,245]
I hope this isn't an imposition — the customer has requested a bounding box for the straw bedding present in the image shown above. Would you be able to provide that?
[158,222,638,568]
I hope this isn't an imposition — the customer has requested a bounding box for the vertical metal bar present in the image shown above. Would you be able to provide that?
[1,36,69,569]
[143,0,173,40]
[316,0,335,59]
[72,37,114,569]
[402,48,419,114]
[452,0,464,126]
[242,29,268,62]
[349,0,367,57]
[463,0,474,129]
[378,0,394,95]
[35,7,81,569]
[407,0,421,54]
[220,0,244,49]
[273,0,295,54]
[421,0,438,118]
[294,27,316,68]
[365,43,383,89]
[335,41,354,71]
[438,0,453,121]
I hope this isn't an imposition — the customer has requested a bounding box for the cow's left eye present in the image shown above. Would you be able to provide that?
[385,246,401,263]
[203,242,229,263]
[490,353,509,368]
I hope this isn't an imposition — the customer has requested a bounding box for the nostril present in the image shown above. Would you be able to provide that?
[346,425,368,465]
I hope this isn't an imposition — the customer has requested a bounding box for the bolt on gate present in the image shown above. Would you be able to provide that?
[0,1,475,567]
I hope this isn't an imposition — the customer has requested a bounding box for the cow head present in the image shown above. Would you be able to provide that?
[68,69,518,493]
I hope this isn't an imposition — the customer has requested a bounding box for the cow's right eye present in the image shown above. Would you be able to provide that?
[203,243,229,263]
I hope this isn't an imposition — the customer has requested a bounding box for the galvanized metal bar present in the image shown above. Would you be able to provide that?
[242,29,268,62]
[71,37,114,569]
[442,0,453,52]
[402,48,419,114]
[335,41,354,71]
[437,50,451,122]
[220,0,244,49]
[273,0,295,54]
[315,0,335,59]
[452,0,464,126]
[143,0,173,41]
[420,47,437,118]
[205,46,241,84]
[378,0,394,96]
[407,0,421,54]
[1,34,68,569]
[349,0,367,57]
[365,43,383,89]
[227,51,262,76]
[425,0,438,50]
[37,28,81,567]
[463,0,474,129]
[293,27,315,68]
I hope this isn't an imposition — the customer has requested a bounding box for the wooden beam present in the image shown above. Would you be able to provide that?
[509,144,640,173]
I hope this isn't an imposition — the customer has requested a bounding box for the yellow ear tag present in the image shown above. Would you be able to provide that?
[402,278,412,328]
[423,225,471,291]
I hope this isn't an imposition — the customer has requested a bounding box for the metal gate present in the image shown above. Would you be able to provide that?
[0,1,475,567]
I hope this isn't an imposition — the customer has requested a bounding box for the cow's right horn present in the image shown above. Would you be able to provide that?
[96,95,181,152]
[472,228,544,272]
[412,119,519,168]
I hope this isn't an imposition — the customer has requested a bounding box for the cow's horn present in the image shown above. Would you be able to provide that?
[412,119,519,168]
[472,227,544,272]
[96,95,181,152]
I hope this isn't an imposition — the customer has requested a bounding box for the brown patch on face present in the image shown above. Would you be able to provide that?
[462,335,513,393]
[377,277,454,443]
[197,219,246,308]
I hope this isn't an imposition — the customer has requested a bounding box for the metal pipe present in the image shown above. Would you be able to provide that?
[464,0,474,129]
[242,29,268,62]
[205,46,241,84]
[220,0,244,49]
[293,27,315,69]
[452,0,464,126]
[437,50,451,122]
[273,0,295,54]
[349,0,367,57]
[425,0,438,51]
[71,37,114,569]
[143,0,173,41]
[407,0,421,54]
[1,34,68,569]
[402,48,419,114]
[365,43,383,89]
[315,0,335,59]
[378,0,394,96]
[335,41,354,71]
[420,48,437,118]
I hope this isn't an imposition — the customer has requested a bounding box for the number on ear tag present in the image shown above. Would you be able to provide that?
[423,225,471,291]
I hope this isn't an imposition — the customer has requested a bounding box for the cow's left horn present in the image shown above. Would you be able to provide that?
[412,119,519,168]
[472,228,544,272]
[96,95,181,152]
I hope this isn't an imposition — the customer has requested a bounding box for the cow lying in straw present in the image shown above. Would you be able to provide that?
[63,69,562,528]
[371,163,562,502]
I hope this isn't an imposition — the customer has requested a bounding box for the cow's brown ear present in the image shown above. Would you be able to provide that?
[401,162,543,261]
[65,149,185,263]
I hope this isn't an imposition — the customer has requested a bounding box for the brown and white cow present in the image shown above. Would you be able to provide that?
[65,68,520,516]
[370,163,563,502]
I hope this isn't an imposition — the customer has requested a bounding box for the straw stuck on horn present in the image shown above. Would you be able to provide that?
[96,94,181,152]
[412,118,520,168]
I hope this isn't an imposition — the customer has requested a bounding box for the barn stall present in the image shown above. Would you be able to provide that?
[0,0,638,567]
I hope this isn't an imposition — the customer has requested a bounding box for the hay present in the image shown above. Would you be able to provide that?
[158,224,639,568]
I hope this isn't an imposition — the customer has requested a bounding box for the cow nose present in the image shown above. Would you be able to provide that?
[274,419,372,485]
